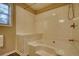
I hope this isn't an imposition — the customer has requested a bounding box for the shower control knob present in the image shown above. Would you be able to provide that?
[70,22,78,29]
[52,41,55,43]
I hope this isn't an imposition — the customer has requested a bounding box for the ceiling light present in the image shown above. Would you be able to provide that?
[59,19,65,23]
[52,13,56,16]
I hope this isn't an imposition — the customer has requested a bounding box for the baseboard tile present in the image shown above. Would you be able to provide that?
[2,50,16,56]
[2,50,28,56]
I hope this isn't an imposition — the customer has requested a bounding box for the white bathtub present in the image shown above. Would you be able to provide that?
[27,40,79,56]
[27,40,61,56]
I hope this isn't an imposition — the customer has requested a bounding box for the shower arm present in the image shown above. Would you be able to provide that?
[68,3,75,20]
[68,4,78,29]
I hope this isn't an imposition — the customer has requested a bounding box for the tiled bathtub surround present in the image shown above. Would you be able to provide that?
[16,4,79,56]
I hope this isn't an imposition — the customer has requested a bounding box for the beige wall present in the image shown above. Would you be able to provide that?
[0,4,16,55]
[16,5,36,55]
[16,6,36,34]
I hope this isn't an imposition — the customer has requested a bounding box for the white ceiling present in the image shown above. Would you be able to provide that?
[27,3,52,10]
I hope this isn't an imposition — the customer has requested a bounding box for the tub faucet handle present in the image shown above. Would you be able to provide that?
[69,39,74,42]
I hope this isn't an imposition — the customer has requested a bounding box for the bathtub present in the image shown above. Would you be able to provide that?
[27,40,79,56]
[27,40,61,56]
[16,33,79,56]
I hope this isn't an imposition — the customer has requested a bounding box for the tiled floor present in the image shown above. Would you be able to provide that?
[8,52,61,56]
